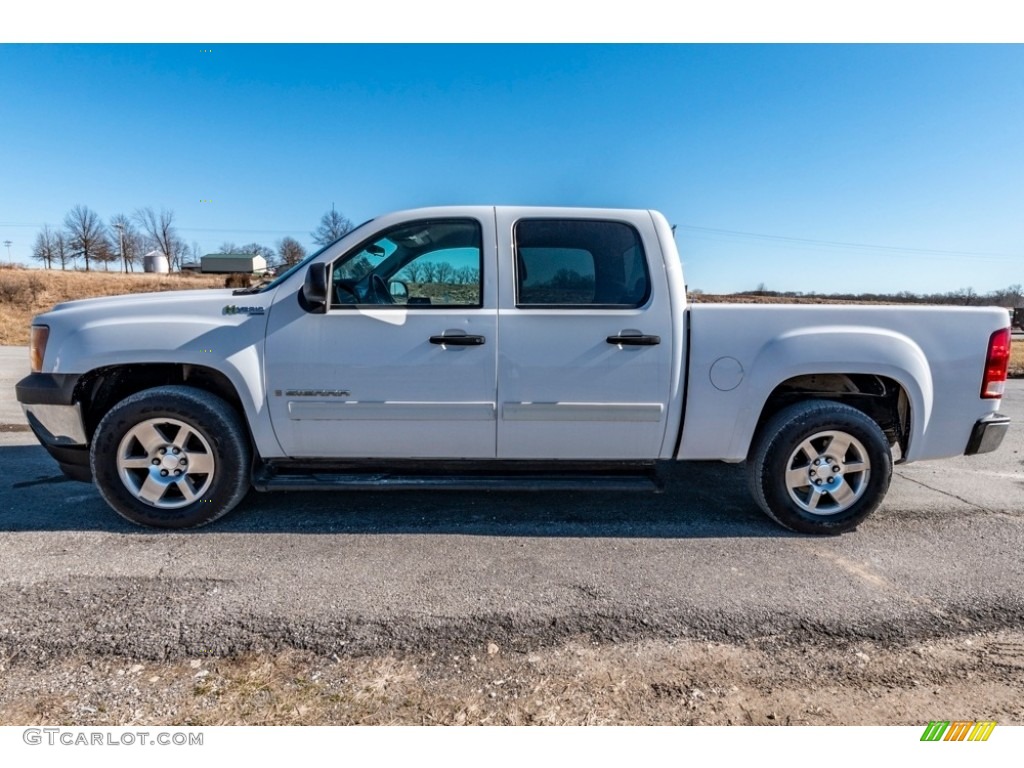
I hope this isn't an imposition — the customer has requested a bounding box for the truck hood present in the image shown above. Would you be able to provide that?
[36,287,277,376]
[35,287,280,331]
[43,288,240,318]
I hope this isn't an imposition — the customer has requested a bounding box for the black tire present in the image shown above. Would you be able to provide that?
[90,386,252,529]
[747,400,892,534]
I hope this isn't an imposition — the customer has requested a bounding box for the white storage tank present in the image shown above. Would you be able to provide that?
[143,250,170,273]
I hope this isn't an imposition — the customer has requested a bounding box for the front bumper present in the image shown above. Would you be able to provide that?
[21,402,87,446]
[16,372,91,482]
[964,413,1010,456]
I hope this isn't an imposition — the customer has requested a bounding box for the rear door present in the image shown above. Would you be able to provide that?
[495,209,674,459]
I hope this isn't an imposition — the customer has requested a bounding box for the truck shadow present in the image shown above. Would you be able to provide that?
[1,444,788,538]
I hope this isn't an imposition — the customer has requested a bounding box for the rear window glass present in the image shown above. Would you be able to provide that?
[515,219,650,308]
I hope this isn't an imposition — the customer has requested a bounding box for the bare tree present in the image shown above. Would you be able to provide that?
[948,287,977,306]
[32,225,57,269]
[277,236,306,267]
[311,207,354,247]
[54,231,72,270]
[134,207,182,270]
[64,204,108,271]
[1008,284,1024,307]
[434,261,454,284]
[421,261,440,283]
[171,236,189,270]
[238,242,275,261]
[990,284,1023,308]
[217,241,239,254]
[400,261,426,282]
[455,265,480,285]
[110,214,145,272]
[93,236,117,271]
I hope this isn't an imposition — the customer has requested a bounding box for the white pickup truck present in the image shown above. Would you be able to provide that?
[16,206,1012,534]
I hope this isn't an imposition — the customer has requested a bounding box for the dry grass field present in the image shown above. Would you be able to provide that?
[1013,339,1024,378]
[0,268,224,345]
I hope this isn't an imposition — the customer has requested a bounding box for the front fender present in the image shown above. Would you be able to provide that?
[43,312,276,456]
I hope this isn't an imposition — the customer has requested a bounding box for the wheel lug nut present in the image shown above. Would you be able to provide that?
[180,458,188,466]
[828,477,835,483]
[809,470,816,477]
[160,469,169,477]
[159,448,166,455]
[151,458,160,465]
[815,479,823,486]
[172,447,180,455]
[833,466,840,472]
[174,469,182,476]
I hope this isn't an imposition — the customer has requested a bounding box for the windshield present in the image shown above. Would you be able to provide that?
[233,218,375,295]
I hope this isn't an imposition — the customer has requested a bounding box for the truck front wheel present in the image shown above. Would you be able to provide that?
[90,386,252,528]
[748,401,892,534]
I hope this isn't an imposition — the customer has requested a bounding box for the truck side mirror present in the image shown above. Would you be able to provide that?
[301,262,329,313]
[388,279,409,302]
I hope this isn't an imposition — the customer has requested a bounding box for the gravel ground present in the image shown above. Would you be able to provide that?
[2,630,1022,725]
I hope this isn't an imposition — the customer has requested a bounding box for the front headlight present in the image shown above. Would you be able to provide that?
[29,325,49,373]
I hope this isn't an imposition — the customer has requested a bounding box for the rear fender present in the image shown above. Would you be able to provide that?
[679,326,932,461]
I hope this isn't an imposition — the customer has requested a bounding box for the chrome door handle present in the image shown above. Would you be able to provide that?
[430,334,486,346]
[606,334,660,346]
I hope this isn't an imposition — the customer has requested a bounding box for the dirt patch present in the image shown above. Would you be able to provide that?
[2,630,1021,726]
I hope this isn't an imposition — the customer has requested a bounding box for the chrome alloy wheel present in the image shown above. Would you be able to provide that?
[784,430,872,515]
[115,418,215,509]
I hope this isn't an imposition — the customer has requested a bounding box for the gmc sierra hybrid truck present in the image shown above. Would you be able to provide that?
[16,206,1012,534]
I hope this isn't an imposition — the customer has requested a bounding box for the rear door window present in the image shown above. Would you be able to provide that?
[514,219,650,308]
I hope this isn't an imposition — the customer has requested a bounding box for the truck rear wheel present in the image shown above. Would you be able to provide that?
[90,386,252,529]
[748,401,892,534]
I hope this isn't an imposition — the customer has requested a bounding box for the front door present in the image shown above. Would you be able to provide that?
[265,212,498,459]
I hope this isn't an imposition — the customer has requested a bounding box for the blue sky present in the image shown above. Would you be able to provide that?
[0,43,1021,294]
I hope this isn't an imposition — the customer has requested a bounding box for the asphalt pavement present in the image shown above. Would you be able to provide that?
[1,347,1022,659]
[0,347,27,426]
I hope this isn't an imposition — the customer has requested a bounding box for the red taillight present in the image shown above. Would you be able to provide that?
[981,327,1011,399]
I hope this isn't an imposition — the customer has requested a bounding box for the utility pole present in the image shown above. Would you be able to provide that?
[115,222,126,272]
[2,240,11,265]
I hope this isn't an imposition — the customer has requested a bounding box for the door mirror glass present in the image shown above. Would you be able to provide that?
[301,262,329,313]
[388,280,409,302]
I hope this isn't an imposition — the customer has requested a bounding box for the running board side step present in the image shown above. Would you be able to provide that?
[253,461,666,493]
